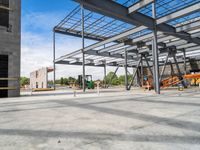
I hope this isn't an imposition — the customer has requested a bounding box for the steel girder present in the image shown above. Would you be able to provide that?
[74,0,200,45]
[128,0,154,14]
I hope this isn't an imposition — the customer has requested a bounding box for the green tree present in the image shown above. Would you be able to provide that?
[60,77,64,85]
[63,78,69,85]
[118,75,132,85]
[20,77,29,86]
[68,77,76,83]
[55,79,60,84]
[104,72,119,85]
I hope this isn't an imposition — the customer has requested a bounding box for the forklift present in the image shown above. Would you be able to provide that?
[78,75,94,89]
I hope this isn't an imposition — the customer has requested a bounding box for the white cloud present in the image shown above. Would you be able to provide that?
[21,11,126,80]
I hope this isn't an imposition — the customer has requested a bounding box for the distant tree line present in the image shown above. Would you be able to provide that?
[104,72,132,86]
[49,77,77,85]
[20,71,132,87]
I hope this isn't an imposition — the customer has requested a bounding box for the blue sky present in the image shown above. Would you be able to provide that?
[21,0,126,79]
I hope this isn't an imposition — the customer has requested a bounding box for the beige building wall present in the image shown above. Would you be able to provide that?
[30,68,48,89]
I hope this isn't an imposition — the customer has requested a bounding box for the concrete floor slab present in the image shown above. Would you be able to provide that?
[0,87,200,150]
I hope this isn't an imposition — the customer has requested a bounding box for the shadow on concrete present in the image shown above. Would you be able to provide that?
[56,100,200,133]
[86,97,200,107]
[1,96,200,133]
[0,128,199,144]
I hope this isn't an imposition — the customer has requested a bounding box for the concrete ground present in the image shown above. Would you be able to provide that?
[0,87,200,150]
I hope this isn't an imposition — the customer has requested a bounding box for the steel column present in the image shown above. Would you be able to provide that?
[104,63,107,88]
[136,70,142,87]
[140,57,144,86]
[53,31,56,90]
[81,4,86,92]
[124,49,128,90]
[183,49,187,75]
[152,2,160,94]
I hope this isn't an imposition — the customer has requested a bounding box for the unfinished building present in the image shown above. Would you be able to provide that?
[0,0,21,97]
[30,67,53,89]
[53,0,200,94]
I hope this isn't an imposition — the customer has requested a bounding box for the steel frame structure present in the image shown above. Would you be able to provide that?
[53,0,200,93]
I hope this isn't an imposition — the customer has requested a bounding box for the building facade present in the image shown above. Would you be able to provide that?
[0,0,21,97]
[30,67,53,89]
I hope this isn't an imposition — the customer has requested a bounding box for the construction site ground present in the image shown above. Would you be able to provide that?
[1,87,200,150]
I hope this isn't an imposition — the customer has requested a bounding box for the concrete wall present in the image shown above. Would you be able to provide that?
[0,0,21,97]
[30,68,48,89]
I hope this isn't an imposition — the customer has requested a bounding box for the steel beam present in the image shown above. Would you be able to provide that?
[54,27,106,41]
[56,1,200,64]
[128,0,154,14]
[176,20,200,32]
[157,3,200,24]
[55,60,105,67]
[85,50,135,60]
[98,43,125,53]
[81,5,86,92]
[74,0,200,45]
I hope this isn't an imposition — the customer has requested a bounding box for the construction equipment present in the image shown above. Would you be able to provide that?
[78,75,94,89]
[184,73,200,86]
[161,76,181,88]
[161,73,200,88]
[142,75,154,90]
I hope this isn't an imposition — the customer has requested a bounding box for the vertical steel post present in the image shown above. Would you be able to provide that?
[183,49,186,75]
[53,31,56,90]
[81,4,86,92]
[141,56,144,86]
[104,63,107,88]
[124,48,128,90]
[103,44,107,88]
[152,1,160,94]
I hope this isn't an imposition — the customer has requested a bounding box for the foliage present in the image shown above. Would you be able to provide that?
[20,77,29,86]
[53,77,76,85]
[104,72,132,86]
[60,77,64,85]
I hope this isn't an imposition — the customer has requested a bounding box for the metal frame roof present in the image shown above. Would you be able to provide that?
[53,0,200,67]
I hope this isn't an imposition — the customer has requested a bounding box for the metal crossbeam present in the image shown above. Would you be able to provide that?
[157,3,200,24]
[128,0,154,14]
[74,0,200,45]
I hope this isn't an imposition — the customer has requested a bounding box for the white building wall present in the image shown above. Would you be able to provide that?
[30,68,48,89]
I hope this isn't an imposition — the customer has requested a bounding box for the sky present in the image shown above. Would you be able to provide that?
[21,0,126,80]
